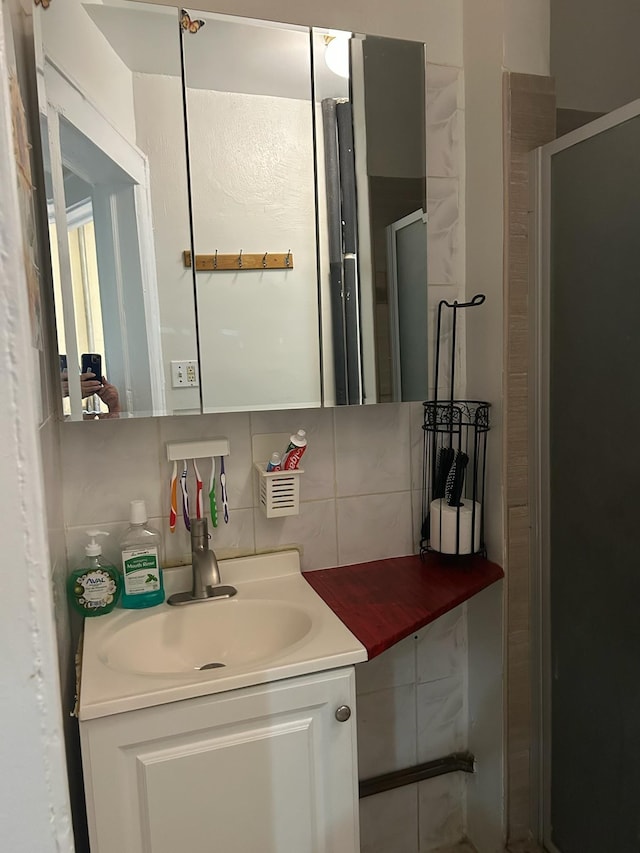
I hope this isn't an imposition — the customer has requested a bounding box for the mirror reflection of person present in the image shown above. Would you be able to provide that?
[61,370,121,419]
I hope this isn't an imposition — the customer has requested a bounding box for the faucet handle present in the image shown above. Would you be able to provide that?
[191,517,209,544]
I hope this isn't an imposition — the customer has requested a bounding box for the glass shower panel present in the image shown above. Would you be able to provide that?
[549,114,640,853]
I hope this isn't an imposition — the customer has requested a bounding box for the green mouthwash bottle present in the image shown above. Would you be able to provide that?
[119,500,165,609]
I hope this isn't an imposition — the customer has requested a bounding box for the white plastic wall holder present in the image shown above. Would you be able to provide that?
[166,438,229,462]
[254,462,304,518]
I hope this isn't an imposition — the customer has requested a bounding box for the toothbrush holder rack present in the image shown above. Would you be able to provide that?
[254,463,304,518]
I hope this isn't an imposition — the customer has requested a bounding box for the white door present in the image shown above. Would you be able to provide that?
[81,668,359,853]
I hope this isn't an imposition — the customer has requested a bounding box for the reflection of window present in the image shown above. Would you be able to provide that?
[50,198,107,414]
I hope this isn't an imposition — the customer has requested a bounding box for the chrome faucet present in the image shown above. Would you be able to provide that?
[191,517,221,596]
[167,518,237,606]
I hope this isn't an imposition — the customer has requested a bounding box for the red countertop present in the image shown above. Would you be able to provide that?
[304,552,504,659]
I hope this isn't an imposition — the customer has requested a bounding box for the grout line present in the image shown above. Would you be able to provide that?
[334,487,413,500]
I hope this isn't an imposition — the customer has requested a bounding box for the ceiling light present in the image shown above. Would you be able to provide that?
[324,32,350,79]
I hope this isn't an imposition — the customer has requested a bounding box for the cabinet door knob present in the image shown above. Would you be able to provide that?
[335,705,351,722]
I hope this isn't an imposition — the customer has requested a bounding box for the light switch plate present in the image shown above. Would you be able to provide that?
[171,360,199,388]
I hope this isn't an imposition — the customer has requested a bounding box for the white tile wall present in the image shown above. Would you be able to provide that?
[60,404,421,570]
[360,785,420,853]
[355,604,468,851]
[419,774,466,851]
[253,498,338,571]
[417,606,466,684]
[337,491,414,565]
[61,418,163,526]
[427,59,466,403]
[357,683,418,778]
[356,632,416,696]
[427,180,460,285]
[427,66,463,179]
[335,404,411,496]
[417,675,466,763]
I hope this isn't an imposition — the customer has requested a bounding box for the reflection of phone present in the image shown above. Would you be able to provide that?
[81,353,102,381]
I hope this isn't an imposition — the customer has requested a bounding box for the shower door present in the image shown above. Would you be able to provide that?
[534,100,640,853]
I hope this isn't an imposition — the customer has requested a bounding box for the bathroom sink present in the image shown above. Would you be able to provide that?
[79,550,367,720]
[99,599,313,675]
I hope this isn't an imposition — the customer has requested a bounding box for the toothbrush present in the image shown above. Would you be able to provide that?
[169,461,177,533]
[180,459,190,531]
[446,451,469,507]
[220,456,229,524]
[193,459,203,520]
[434,446,455,500]
[209,457,218,528]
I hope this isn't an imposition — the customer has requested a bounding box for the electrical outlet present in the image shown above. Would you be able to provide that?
[171,360,199,388]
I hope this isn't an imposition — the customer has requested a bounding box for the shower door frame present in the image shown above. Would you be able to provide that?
[530,96,640,853]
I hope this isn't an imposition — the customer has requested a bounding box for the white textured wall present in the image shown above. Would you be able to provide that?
[132,73,200,414]
[135,76,322,413]
[504,0,550,77]
[38,0,136,141]
[137,0,462,54]
[0,0,73,849]
[187,88,321,412]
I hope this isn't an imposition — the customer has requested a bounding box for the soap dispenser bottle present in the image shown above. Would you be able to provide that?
[119,500,165,609]
[68,531,121,617]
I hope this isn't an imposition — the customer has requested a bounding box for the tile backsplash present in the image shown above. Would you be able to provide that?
[60,402,422,572]
[356,605,468,853]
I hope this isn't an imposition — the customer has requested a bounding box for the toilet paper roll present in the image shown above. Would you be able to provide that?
[430,499,482,555]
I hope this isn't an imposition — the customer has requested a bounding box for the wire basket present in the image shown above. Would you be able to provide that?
[421,400,490,556]
[421,296,490,558]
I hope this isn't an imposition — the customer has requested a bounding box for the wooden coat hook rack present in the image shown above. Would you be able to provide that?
[183,250,294,271]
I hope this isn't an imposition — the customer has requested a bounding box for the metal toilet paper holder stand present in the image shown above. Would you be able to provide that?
[420,295,490,559]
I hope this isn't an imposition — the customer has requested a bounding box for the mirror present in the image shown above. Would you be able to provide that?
[36,0,197,420]
[182,13,321,412]
[312,29,427,404]
[36,2,427,420]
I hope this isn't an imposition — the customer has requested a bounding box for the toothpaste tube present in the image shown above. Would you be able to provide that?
[283,429,307,470]
[266,452,282,472]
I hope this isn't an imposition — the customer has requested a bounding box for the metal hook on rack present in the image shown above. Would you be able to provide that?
[285,249,291,268]
[262,252,268,269]
[440,293,486,310]
[238,249,243,269]
[434,292,486,413]
[214,249,218,270]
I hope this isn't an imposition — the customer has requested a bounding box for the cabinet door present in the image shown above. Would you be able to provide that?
[81,668,359,853]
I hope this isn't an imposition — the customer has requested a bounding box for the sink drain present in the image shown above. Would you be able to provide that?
[198,662,226,671]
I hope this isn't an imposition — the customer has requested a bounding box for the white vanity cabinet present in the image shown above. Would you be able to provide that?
[80,667,359,853]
